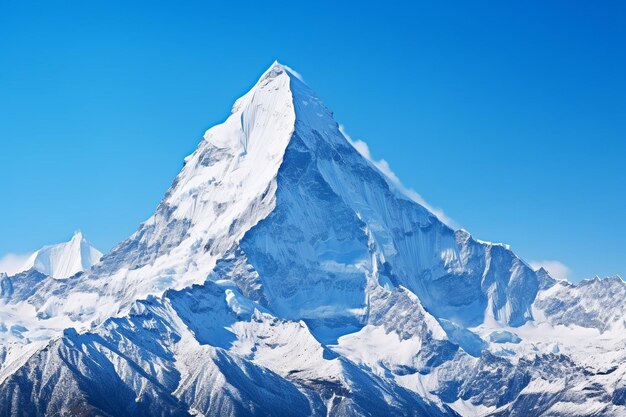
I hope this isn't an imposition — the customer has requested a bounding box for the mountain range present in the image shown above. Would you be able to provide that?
[0,62,624,417]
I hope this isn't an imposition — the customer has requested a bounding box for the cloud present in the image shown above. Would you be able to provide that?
[339,124,458,228]
[0,252,31,276]
[529,260,571,281]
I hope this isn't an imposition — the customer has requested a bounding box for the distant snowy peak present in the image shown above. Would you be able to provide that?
[22,231,102,278]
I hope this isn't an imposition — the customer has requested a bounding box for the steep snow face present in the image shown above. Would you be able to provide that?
[8,231,102,279]
[80,63,297,318]
[239,71,539,341]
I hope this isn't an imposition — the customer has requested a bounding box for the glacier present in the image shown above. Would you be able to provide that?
[0,62,624,416]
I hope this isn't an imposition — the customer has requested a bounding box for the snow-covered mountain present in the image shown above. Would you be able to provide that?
[0,62,624,416]
[1,231,102,279]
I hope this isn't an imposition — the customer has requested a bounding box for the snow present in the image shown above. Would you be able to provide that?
[9,231,102,279]
[0,61,624,416]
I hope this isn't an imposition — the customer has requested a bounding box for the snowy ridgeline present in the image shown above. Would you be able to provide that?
[0,62,624,417]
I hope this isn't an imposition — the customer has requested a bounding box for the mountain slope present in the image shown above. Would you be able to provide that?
[0,62,624,416]
[0,281,458,416]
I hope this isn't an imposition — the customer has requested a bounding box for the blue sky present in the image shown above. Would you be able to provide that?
[0,1,624,281]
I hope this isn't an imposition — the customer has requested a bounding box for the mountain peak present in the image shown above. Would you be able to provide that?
[2,63,624,417]
[70,230,84,241]
[262,60,302,81]
[21,232,102,278]
[264,60,286,75]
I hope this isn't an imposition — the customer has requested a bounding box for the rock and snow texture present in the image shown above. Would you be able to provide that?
[2,231,102,279]
[0,62,624,416]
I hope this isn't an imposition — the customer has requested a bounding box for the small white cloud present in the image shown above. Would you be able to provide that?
[339,124,457,228]
[529,260,571,281]
[0,252,31,276]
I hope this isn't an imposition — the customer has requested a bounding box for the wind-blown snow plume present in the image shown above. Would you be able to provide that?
[339,124,457,228]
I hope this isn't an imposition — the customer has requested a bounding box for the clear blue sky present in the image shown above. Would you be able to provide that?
[1,1,624,281]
